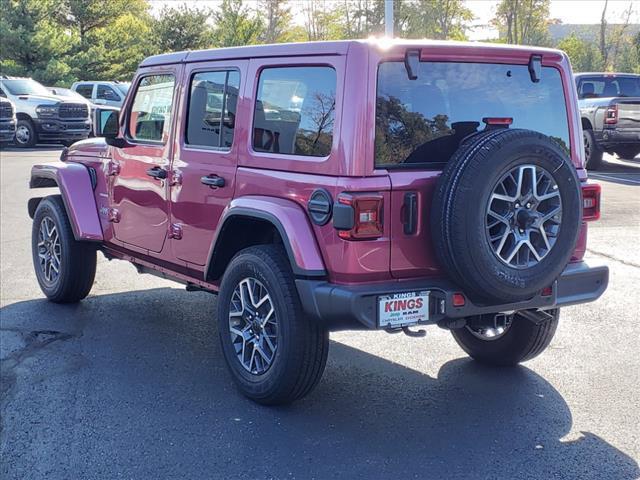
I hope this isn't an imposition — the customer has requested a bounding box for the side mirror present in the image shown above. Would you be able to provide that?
[94,107,128,147]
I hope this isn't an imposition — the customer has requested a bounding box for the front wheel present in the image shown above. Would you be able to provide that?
[217,245,329,405]
[451,310,559,366]
[31,195,96,302]
[15,119,38,148]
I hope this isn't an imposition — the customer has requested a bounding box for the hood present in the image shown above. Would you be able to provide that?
[14,94,62,105]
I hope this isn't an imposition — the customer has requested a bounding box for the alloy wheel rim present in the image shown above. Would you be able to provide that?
[37,216,61,284]
[16,125,30,144]
[485,164,562,269]
[466,314,513,341]
[228,277,278,375]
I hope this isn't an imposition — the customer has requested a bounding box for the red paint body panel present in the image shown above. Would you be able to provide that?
[216,195,325,273]
[33,39,593,290]
[30,162,103,241]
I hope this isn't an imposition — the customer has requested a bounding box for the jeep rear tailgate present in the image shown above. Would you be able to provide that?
[375,59,574,279]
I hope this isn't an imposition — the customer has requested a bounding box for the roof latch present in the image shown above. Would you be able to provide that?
[404,49,420,80]
[528,54,542,83]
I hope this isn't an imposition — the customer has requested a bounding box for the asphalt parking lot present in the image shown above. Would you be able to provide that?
[1,146,639,480]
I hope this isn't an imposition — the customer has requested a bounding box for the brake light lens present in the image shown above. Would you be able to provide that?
[581,183,601,221]
[605,104,618,124]
[336,193,384,240]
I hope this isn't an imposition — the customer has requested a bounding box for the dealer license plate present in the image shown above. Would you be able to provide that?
[378,291,430,328]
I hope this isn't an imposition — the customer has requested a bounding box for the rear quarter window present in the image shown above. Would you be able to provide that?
[253,66,336,157]
[375,62,570,168]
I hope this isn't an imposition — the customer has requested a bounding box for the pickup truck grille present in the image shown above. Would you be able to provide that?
[0,103,13,120]
[59,103,88,119]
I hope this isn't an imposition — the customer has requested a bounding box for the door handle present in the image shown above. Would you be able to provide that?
[146,167,167,179]
[201,175,225,188]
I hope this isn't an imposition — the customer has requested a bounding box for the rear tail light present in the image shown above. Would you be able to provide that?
[581,183,601,221]
[334,193,384,240]
[604,104,618,125]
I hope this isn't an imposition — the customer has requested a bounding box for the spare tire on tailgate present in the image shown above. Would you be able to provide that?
[431,129,581,304]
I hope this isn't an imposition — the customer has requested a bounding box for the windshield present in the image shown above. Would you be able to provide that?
[1,79,52,96]
[116,83,130,95]
[375,61,570,168]
[577,76,640,99]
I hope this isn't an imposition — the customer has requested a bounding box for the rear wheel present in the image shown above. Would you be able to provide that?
[217,245,329,405]
[583,129,603,169]
[31,195,96,302]
[451,309,559,366]
[15,119,37,148]
[615,146,640,160]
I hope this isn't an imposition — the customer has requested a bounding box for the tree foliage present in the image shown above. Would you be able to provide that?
[212,0,264,47]
[151,4,213,53]
[493,0,552,46]
[2,0,638,86]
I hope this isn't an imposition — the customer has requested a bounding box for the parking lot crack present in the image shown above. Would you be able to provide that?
[586,248,640,268]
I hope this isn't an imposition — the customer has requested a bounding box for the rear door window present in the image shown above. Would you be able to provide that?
[375,62,570,168]
[186,70,240,149]
[253,66,336,157]
[97,84,121,101]
[128,74,175,143]
[75,84,94,99]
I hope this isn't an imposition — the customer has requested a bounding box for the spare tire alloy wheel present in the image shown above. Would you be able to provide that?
[487,164,562,268]
[228,277,278,375]
[431,129,582,303]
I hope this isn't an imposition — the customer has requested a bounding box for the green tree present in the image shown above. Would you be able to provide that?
[556,34,604,72]
[151,3,214,53]
[493,0,552,46]
[212,0,264,47]
[407,0,473,40]
[260,0,298,43]
[0,0,75,84]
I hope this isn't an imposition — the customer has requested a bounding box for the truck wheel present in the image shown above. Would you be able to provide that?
[615,146,640,160]
[583,130,603,170]
[31,195,96,303]
[431,129,582,304]
[451,309,559,366]
[217,245,329,405]
[15,119,38,148]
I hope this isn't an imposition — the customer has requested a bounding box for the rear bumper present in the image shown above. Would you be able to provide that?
[296,261,609,331]
[597,128,640,148]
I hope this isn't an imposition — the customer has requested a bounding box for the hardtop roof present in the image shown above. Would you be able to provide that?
[139,39,565,68]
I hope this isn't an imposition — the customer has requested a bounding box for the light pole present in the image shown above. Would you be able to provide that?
[385,0,394,37]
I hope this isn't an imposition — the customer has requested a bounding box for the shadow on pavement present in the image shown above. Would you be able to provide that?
[1,288,638,479]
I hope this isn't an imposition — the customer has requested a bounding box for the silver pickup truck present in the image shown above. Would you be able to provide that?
[576,73,640,169]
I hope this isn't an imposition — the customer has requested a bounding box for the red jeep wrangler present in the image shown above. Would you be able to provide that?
[29,40,608,405]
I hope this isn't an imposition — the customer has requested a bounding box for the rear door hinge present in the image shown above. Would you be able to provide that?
[107,208,120,223]
[107,161,120,176]
[168,223,183,240]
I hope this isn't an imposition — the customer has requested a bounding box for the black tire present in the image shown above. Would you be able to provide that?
[583,129,604,170]
[615,146,640,160]
[31,195,96,303]
[451,309,559,366]
[217,245,329,405]
[15,118,38,148]
[431,129,582,303]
